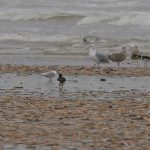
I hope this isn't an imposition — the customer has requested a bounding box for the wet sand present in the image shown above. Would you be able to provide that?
[0,73,149,100]
[0,59,150,149]
[0,64,150,76]
[0,96,150,150]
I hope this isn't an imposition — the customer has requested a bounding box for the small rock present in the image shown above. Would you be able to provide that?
[109,105,112,108]
[100,79,106,81]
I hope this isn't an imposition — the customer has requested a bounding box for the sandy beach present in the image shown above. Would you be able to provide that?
[0,62,149,150]
[0,64,150,76]
[0,96,150,150]
[1,0,150,149]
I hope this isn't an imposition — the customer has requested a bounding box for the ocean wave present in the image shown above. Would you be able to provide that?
[110,12,150,26]
[0,9,84,21]
[77,11,150,27]
[77,14,118,25]
[0,33,77,43]
[101,0,139,8]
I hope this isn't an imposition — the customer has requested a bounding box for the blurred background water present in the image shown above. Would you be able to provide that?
[0,0,150,56]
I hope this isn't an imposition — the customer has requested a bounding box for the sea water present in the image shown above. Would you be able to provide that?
[0,0,150,56]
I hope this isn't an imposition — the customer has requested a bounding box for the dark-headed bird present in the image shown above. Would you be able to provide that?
[130,45,140,64]
[57,74,66,91]
[130,53,150,70]
[141,55,150,70]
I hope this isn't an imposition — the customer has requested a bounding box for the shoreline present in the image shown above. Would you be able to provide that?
[0,64,149,76]
[0,53,148,67]
[0,58,149,149]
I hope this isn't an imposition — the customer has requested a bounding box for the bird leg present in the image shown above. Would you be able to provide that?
[136,59,139,68]
[117,62,120,69]
[144,62,148,71]
[49,78,52,81]
[136,59,139,65]
[59,83,61,90]
[132,59,134,64]
[59,83,64,92]
[94,63,96,67]
[59,84,61,91]
[93,63,99,68]
[97,63,100,68]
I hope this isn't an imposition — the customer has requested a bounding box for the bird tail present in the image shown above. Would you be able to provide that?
[108,54,112,60]
[41,73,47,76]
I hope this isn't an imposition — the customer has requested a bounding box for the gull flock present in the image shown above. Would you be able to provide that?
[83,38,150,69]
[41,38,150,91]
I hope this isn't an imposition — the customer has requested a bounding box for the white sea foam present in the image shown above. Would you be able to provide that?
[77,13,118,25]
[102,0,140,7]
[78,11,150,27]
[80,0,139,8]
[0,0,150,55]
[0,33,76,43]
[77,16,102,25]
[110,12,150,27]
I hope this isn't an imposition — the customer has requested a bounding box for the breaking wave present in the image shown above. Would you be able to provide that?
[77,11,150,27]
[110,12,150,27]
[0,9,84,21]
[1,8,150,28]
[77,13,119,25]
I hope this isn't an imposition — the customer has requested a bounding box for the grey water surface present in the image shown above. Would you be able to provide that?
[0,73,149,100]
[0,0,150,57]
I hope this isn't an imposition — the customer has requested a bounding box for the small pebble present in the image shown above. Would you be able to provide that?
[100,79,106,81]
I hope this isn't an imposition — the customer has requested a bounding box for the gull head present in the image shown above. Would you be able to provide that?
[51,70,58,75]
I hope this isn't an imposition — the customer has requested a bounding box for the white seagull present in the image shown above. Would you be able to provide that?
[41,70,58,81]
[89,47,110,68]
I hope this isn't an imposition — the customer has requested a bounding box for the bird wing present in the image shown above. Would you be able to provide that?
[109,53,126,62]
[41,71,57,78]
[95,52,110,63]
[57,77,66,83]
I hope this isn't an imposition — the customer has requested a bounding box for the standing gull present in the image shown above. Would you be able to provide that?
[130,45,140,64]
[89,47,110,68]
[41,70,57,81]
[57,74,66,91]
[108,47,127,68]
[130,53,150,70]
[141,55,150,70]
